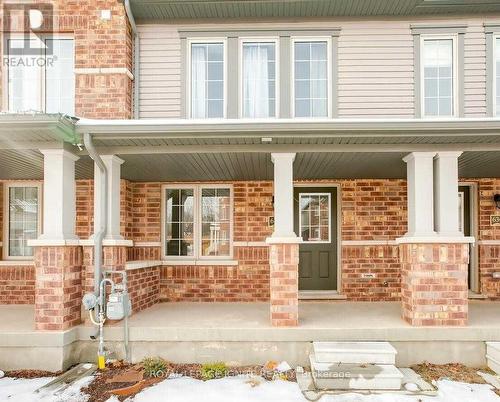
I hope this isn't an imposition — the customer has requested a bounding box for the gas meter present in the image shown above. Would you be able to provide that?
[106,291,132,320]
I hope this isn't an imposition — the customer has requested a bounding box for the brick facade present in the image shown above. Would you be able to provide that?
[34,246,82,330]
[0,0,133,119]
[400,243,469,326]
[0,265,35,304]
[1,178,499,312]
[269,243,299,327]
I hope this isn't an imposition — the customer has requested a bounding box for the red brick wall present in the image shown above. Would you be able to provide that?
[1,0,133,118]
[475,178,500,299]
[128,267,160,313]
[340,180,407,301]
[160,247,269,302]
[0,265,35,304]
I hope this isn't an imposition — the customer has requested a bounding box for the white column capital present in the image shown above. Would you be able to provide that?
[434,151,463,159]
[39,148,80,162]
[271,153,296,163]
[402,151,436,163]
[100,154,125,165]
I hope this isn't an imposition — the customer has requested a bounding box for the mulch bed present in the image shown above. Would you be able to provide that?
[5,369,62,379]
[412,362,488,385]
[80,361,296,402]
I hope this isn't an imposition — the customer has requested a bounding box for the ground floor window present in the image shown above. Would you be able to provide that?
[162,184,232,260]
[3,183,41,259]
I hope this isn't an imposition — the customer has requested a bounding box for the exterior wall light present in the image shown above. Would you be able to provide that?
[494,194,500,209]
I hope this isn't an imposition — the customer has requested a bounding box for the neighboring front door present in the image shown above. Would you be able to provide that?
[294,187,337,291]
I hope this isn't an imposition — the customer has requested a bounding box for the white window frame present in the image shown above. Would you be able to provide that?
[186,38,227,119]
[2,33,75,114]
[290,36,333,119]
[298,192,331,244]
[420,34,458,119]
[161,183,233,261]
[238,37,280,118]
[493,34,500,116]
[2,182,43,261]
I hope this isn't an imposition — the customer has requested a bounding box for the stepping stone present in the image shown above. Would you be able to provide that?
[313,341,397,365]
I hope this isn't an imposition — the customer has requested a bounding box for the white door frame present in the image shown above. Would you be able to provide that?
[459,182,479,293]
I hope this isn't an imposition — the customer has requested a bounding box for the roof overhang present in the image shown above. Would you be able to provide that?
[0,113,80,149]
[128,0,500,21]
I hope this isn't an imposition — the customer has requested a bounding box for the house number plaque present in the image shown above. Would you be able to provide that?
[490,215,500,225]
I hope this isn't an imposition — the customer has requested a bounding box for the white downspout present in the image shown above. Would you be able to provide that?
[83,133,108,298]
[124,0,140,118]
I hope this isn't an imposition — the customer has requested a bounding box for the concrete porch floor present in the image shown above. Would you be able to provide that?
[2,300,500,334]
[1,301,499,370]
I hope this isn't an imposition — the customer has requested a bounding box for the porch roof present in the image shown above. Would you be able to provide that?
[3,115,500,180]
[128,0,500,21]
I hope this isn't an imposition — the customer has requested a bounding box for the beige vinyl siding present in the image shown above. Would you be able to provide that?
[464,21,487,117]
[337,22,414,118]
[138,25,181,118]
[137,18,492,119]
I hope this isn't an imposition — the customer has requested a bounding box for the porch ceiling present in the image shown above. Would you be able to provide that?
[3,116,500,180]
[1,150,500,181]
[129,0,500,21]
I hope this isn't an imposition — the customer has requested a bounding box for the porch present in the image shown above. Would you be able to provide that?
[1,300,499,370]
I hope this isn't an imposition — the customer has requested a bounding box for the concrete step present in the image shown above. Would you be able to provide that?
[313,341,397,365]
[486,342,500,374]
[310,354,403,390]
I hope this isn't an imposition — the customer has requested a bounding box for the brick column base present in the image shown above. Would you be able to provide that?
[34,246,82,330]
[399,243,469,326]
[269,243,299,327]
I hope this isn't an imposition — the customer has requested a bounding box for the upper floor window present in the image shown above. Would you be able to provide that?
[3,183,41,260]
[163,185,232,259]
[293,39,330,118]
[241,40,277,118]
[190,41,225,118]
[422,37,455,117]
[6,36,74,115]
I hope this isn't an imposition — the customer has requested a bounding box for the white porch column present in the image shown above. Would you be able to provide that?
[269,153,299,240]
[93,155,124,240]
[402,152,436,238]
[39,149,79,241]
[434,151,463,237]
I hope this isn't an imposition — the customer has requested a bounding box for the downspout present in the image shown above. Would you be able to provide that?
[124,0,140,118]
[83,133,107,298]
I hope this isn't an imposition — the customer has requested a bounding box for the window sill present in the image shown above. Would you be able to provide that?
[162,259,238,266]
[0,260,35,266]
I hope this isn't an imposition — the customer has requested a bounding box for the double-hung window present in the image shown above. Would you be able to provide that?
[421,37,456,117]
[293,39,330,118]
[163,185,232,260]
[3,183,42,260]
[241,40,277,118]
[190,41,225,118]
[6,36,74,115]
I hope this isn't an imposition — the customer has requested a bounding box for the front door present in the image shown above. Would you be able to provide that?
[294,187,337,291]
